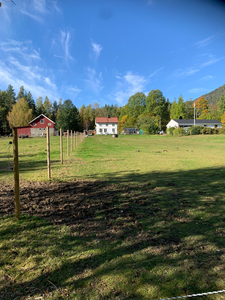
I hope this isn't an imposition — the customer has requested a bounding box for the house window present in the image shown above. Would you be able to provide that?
[99,124,102,126]
[112,123,115,126]
[48,123,51,126]
[112,128,115,133]
[39,128,42,130]
[104,129,107,133]
[99,129,102,133]
[33,123,37,126]
[106,124,108,126]
[40,119,44,124]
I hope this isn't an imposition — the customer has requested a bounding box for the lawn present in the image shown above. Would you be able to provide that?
[0,134,225,299]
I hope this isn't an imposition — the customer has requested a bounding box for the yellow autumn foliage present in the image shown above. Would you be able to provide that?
[7,98,34,128]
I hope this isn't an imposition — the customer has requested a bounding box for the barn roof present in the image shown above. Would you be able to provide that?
[95,117,118,123]
[29,114,55,124]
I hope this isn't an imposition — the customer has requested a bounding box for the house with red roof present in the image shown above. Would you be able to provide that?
[17,114,58,137]
[95,116,118,135]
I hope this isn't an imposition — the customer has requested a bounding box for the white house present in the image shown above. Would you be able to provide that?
[167,119,222,130]
[95,117,118,135]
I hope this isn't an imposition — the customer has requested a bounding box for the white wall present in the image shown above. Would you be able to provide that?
[96,123,118,134]
[166,120,179,128]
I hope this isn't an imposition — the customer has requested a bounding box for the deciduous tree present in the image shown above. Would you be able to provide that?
[7,98,33,128]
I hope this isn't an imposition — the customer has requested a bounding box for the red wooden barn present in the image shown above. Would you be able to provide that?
[17,114,57,137]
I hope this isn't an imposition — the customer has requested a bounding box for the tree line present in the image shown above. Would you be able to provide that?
[0,84,225,135]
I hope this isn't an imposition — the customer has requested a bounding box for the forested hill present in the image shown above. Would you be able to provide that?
[195,84,225,106]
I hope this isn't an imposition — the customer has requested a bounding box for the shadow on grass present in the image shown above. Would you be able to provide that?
[1,167,225,299]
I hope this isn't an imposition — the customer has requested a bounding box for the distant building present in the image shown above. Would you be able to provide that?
[17,114,58,137]
[95,117,118,135]
[166,119,222,130]
[124,127,136,134]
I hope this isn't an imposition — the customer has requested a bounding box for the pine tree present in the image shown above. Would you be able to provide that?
[24,91,36,114]
[17,86,25,100]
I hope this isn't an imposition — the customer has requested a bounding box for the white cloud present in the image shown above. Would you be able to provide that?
[33,0,47,14]
[54,30,74,63]
[45,77,57,89]
[0,39,60,101]
[188,88,208,93]
[85,67,103,94]
[148,67,164,78]
[168,67,200,80]
[20,9,44,23]
[200,75,215,80]
[195,36,214,48]
[62,86,82,98]
[201,57,224,67]
[0,39,41,61]
[91,42,103,61]
[112,71,148,105]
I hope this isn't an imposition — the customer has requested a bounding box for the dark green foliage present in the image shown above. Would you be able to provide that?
[184,100,194,119]
[0,86,17,134]
[126,92,146,119]
[190,126,202,135]
[141,120,159,134]
[17,86,25,100]
[218,95,225,116]
[202,127,213,134]
[50,100,59,122]
[24,91,36,114]
[56,99,79,131]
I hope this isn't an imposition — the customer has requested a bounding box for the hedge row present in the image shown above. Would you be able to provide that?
[168,126,225,136]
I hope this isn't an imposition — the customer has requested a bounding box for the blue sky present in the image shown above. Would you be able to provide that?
[0,0,225,108]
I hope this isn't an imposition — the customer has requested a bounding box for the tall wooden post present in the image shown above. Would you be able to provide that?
[74,131,75,149]
[67,130,69,156]
[60,128,63,164]
[13,127,20,220]
[71,130,73,152]
[47,127,50,179]
[75,131,76,149]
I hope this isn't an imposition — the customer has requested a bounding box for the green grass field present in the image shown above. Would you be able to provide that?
[0,135,225,299]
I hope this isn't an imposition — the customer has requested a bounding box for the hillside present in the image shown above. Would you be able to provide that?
[195,84,225,106]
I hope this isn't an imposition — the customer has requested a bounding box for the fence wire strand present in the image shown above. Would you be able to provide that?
[0,141,13,173]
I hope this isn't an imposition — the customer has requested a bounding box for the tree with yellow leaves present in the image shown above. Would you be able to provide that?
[7,98,34,128]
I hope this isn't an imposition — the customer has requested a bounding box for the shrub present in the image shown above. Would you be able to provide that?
[173,128,185,136]
[202,127,213,135]
[141,123,159,134]
[185,128,192,135]
[190,126,202,135]
[218,127,225,134]
[167,127,175,135]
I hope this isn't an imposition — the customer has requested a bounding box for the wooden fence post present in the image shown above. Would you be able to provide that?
[47,126,50,179]
[13,127,20,220]
[74,131,75,149]
[67,130,69,156]
[60,128,63,164]
[71,130,73,152]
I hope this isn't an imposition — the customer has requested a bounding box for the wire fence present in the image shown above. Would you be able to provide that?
[0,139,13,174]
